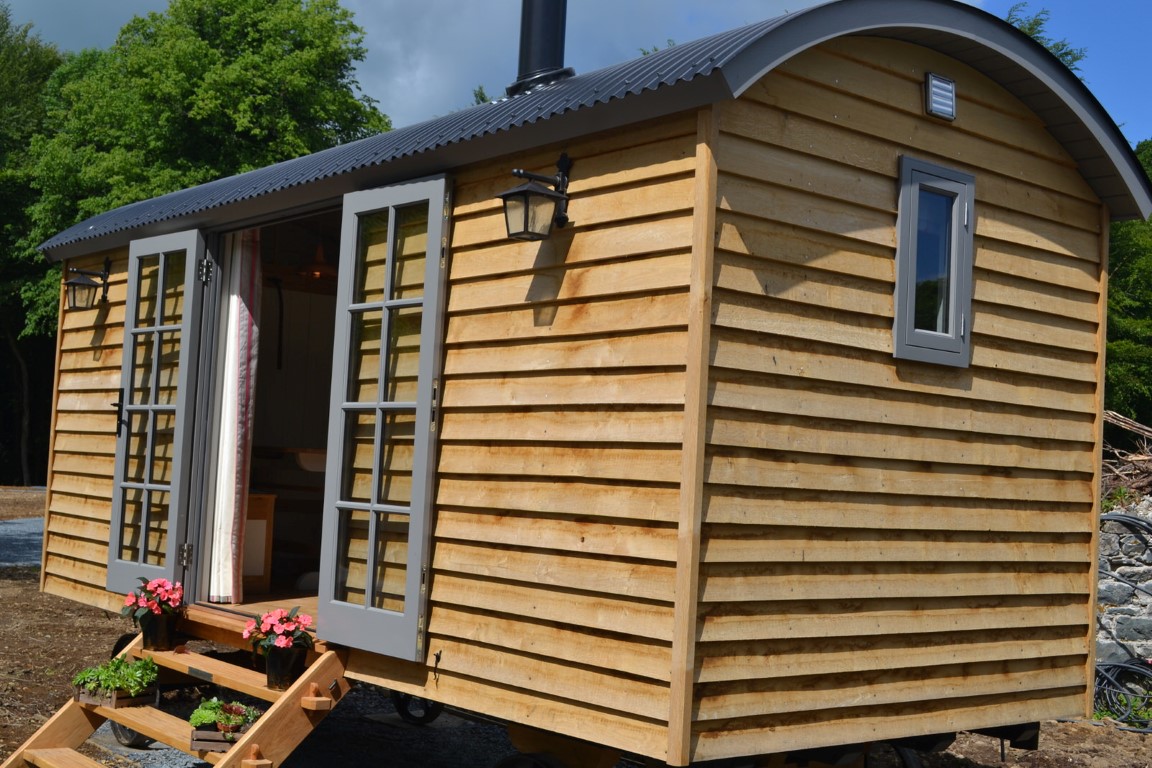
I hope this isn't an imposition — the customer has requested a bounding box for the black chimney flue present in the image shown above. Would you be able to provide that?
[506,0,575,97]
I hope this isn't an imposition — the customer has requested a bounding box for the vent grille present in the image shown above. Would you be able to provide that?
[926,72,956,121]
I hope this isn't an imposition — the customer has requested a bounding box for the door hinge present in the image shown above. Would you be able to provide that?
[178,542,194,567]
[430,378,439,432]
[197,256,213,284]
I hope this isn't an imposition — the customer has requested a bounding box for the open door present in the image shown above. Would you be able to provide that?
[106,231,207,594]
[318,177,448,662]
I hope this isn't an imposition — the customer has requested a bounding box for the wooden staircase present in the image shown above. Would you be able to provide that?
[2,615,350,768]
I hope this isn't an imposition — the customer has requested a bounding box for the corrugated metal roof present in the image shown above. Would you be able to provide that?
[40,0,1151,257]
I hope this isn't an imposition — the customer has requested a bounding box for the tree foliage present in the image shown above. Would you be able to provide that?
[20,0,390,335]
[1005,2,1086,76]
[1106,140,1152,424]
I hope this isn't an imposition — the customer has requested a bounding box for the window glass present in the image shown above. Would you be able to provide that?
[914,187,954,334]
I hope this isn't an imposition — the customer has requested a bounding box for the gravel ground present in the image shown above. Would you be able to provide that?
[0,516,41,566]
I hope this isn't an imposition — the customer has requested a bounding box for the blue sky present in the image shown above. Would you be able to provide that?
[6,0,1150,146]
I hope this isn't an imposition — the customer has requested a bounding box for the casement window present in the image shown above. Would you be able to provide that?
[893,157,975,367]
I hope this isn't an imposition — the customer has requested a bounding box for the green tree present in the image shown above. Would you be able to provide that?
[0,1,62,484]
[22,0,390,334]
[1005,2,1086,76]
[1106,140,1152,425]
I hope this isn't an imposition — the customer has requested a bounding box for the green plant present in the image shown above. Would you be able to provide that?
[71,656,158,697]
[189,697,262,740]
[1104,485,1138,512]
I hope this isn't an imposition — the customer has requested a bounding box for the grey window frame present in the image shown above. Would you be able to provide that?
[317,175,449,662]
[894,156,975,367]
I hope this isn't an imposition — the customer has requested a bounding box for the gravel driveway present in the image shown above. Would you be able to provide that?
[0,516,42,567]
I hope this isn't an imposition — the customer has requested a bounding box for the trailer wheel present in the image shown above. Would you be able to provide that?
[107,632,152,748]
[389,691,444,725]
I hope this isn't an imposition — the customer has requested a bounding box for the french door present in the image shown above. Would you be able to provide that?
[318,177,448,661]
[106,231,207,594]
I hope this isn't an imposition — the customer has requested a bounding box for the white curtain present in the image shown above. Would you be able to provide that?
[207,230,261,603]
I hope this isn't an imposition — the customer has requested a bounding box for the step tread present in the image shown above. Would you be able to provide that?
[89,704,200,757]
[131,647,282,702]
[23,748,106,768]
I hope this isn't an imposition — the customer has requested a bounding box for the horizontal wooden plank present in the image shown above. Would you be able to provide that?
[451,215,695,282]
[436,477,680,524]
[440,408,684,445]
[453,174,696,250]
[436,510,678,562]
[50,452,116,478]
[55,390,125,413]
[715,213,893,284]
[443,329,689,376]
[782,39,1079,171]
[347,652,668,759]
[433,541,675,602]
[447,250,691,313]
[713,248,890,319]
[55,368,121,392]
[707,409,1095,475]
[700,525,1090,564]
[43,551,107,588]
[45,512,109,542]
[718,98,1099,232]
[709,371,1095,444]
[441,371,686,409]
[742,69,1096,217]
[52,411,120,435]
[695,655,1085,721]
[705,450,1091,504]
[439,443,683,484]
[424,635,670,720]
[41,572,120,613]
[453,115,696,217]
[690,688,1086,763]
[701,489,1091,532]
[431,573,675,642]
[974,267,1099,325]
[709,330,1097,413]
[446,291,689,345]
[972,298,1098,354]
[699,562,1089,603]
[719,173,896,250]
[429,606,673,682]
[697,596,1089,643]
[695,627,1088,683]
[46,473,114,502]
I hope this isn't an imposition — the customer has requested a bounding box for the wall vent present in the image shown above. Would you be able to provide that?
[925,72,957,121]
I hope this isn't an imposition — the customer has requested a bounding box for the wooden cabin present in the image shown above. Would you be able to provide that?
[12,0,1152,766]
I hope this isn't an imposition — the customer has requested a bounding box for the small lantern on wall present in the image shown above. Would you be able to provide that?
[496,153,573,241]
[64,258,110,311]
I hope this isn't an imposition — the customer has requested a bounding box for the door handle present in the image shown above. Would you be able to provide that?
[111,389,126,437]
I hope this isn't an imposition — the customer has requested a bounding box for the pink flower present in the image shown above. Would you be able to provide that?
[273,634,293,649]
[124,594,136,607]
[297,614,313,629]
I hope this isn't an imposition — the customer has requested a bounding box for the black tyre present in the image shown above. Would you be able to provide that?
[389,690,445,725]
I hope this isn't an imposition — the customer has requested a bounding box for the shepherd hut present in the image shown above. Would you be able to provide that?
[8,1,1152,767]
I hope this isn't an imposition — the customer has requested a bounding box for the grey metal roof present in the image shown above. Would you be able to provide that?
[41,0,1152,259]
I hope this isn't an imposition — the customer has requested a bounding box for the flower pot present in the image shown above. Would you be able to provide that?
[74,686,156,709]
[141,612,178,651]
[264,646,306,690]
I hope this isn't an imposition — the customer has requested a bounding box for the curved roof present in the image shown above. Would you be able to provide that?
[41,0,1151,259]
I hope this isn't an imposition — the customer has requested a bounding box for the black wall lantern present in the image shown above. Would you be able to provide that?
[497,153,573,241]
[65,257,111,310]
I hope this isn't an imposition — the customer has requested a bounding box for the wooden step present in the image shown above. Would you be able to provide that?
[131,647,282,702]
[89,704,199,758]
[22,748,104,768]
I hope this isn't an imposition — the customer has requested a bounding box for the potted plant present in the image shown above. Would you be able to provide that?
[72,655,158,708]
[189,697,263,751]
[121,577,184,650]
[242,606,315,690]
